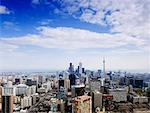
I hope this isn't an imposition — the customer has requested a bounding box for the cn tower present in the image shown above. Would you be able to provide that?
[103,57,106,78]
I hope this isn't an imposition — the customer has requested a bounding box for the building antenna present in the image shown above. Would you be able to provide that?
[103,57,106,78]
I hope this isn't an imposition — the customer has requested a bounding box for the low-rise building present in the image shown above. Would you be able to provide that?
[128,93,148,104]
[109,88,127,102]
[72,95,92,113]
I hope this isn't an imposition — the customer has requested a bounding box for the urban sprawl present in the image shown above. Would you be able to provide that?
[0,60,150,113]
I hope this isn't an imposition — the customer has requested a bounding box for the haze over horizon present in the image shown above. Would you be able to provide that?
[0,0,150,72]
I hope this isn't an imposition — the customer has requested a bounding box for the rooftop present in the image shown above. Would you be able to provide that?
[74,95,91,102]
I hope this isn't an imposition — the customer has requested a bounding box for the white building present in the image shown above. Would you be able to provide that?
[42,81,52,92]
[90,80,101,92]
[7,81,13,87]
[132,96,148,104]
[139,96,148,104]
[14,96,21,104]
[109,88,127,102]
[2,86,16,96]
[26,85,36,96]
[21,96,32,109]
[16,84,28,96]
[32,93,38,105]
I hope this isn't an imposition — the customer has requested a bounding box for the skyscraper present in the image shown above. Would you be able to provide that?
[0,86,2,112]
[69,63,74,74]
[69,74,76,86]
[64,78,70,91]
[2,95,13,113]
[79,62,82,75]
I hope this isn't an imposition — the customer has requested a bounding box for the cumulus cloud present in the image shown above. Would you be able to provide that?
[24,0,149,52]
[0,26,148,52]
[0,5,10,14]
[54,0,150,40]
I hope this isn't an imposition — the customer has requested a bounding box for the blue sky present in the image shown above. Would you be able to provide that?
[0,0,150,72]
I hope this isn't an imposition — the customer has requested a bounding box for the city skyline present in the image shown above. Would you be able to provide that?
[0,0,150,72]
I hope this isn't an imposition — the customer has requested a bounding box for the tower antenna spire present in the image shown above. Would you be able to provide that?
[103,57,106,78]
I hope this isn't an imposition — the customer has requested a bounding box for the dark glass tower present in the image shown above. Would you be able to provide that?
[2,95,13,113]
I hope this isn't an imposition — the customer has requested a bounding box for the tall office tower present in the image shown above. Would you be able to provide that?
[72,65,74,73]
[2,95,13,113]
[0,86,2,102]
[64,79,70,91]
[79,62,82,75]
[92,91,102,112]
[77,66,80,74]
[69,74,76,86]
[72,96,92,113]
[82,68,85,73]
[0,86,2,112]
[69,63,74,74]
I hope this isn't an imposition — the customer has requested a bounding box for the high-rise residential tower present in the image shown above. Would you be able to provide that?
[2,95,13,113]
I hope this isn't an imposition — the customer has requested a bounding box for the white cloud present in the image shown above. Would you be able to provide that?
[0,0,149,71]
[0,41,19,55]
[0,26,148,52]
[57,0,150,44]
[0,5,10,14]
[0,26,149,63]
